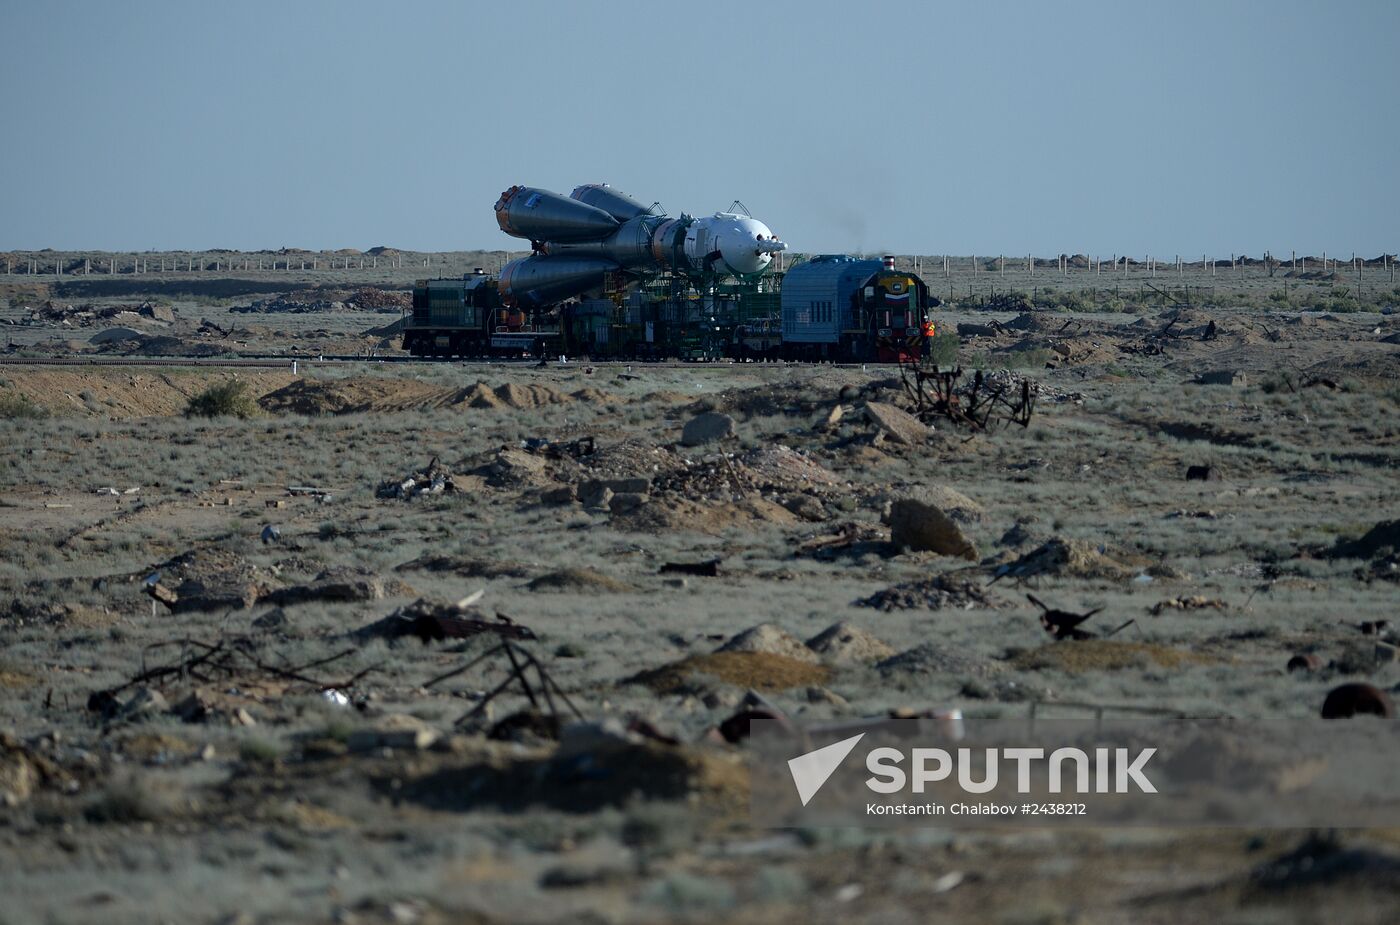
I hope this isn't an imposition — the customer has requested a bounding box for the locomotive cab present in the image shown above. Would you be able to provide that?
[857,266,933,363]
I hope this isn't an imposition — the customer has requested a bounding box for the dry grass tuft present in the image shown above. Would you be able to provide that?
[630,652,831,693]
[1011,640,1221,673]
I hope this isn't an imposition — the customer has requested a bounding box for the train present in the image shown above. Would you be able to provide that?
[402,254,938,362]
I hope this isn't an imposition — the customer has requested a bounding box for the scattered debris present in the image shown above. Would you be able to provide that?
[1148,596,1227,616]
[354,598,535,644]
[376,457,460,500]
[857,575,1004,612]
[87,636,374,720]
[521,435,596,460]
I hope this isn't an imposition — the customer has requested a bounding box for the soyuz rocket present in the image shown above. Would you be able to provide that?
[493,183,786,308]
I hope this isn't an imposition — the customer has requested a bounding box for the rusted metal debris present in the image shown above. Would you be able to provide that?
[424,640,583,728]
[521,435,595,459]
[659,558,722,577]
[1287,654,1322,673]
[898,362,1036,431]
[1027,593,1102,640]
[87,635,375,718]
[1321,683,1395,719]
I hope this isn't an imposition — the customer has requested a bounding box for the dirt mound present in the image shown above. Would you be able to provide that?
[151,548,280,613]
[0,369,295,418]
[716,624,819,664]
[858,575,1006,611]
[1011,640,1219,672]
[257,378,450,414]
[877,643,999,678]
[1004,311,1066,332]
[527,567,631,593]
[257,378,613,415]
[630,652,830,694]
[996,537,1134,582]
[804,622,895,664]
[449,381,610,410]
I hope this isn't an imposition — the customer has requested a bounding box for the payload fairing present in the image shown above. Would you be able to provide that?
[493,184,785,307]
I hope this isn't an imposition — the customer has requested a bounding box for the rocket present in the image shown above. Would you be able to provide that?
[493,183,786,307]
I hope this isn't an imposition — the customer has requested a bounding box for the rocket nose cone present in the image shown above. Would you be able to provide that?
[719,218,776,276]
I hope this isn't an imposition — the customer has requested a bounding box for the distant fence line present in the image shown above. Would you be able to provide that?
[1,250,1395,287]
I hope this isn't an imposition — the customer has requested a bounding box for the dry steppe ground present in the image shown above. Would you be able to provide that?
[1,262,1399,924]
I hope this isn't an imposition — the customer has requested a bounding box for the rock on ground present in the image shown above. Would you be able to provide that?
[863,402,930,445]
[888,492,979,559]
[681,412,737,446]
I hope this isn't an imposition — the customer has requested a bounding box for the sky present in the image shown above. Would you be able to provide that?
[2,0,1397,257]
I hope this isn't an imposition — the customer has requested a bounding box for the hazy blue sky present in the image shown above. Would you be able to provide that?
[2,0,1396,256]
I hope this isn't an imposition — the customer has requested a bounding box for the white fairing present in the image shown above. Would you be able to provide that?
[684,213,786,277]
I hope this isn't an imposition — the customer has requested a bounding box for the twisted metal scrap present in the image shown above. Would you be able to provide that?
[423,641,584,727]
[88,632,377,715]
[898,361,1035,431]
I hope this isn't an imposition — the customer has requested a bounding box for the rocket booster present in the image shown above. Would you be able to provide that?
[493,184,786,308]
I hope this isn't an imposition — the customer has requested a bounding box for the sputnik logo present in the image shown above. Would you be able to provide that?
[788,733,865,806]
